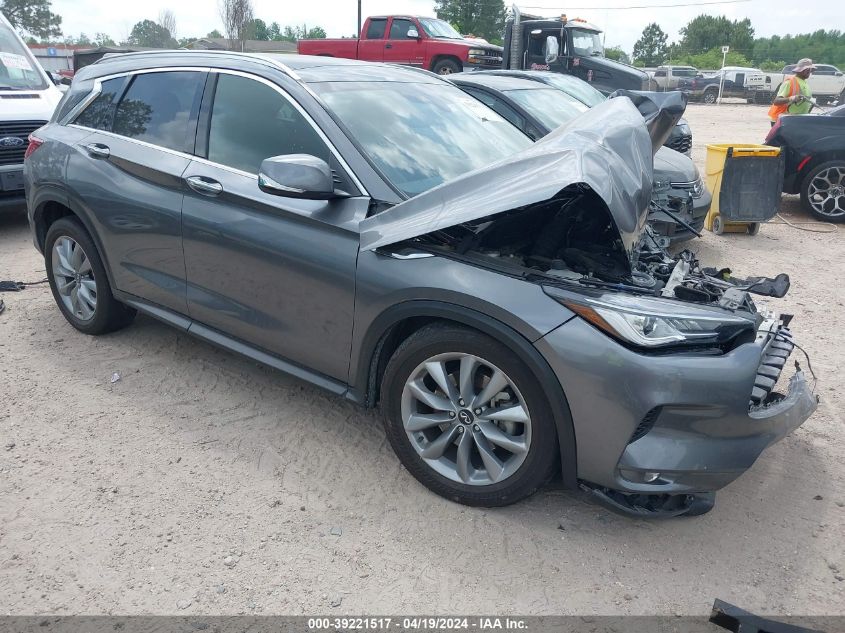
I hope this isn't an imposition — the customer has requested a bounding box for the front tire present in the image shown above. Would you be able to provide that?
[380,324,559,506]
[45,217,136,334]
[432,58,461,75]
[800,160,845,222]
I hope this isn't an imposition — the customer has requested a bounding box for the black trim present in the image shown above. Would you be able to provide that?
[349,300,578,488]
[194,72,217,159]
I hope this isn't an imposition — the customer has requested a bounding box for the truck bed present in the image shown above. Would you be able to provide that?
[297,39,359,59]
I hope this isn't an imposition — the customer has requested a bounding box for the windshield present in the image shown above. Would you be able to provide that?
[570,28,604,57]
[419,18,463,40]
[0,22,47,90]
[312,82,532,197]
[505,88,589,131]
[538,74,605,107]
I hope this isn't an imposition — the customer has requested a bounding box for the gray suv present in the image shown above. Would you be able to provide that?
[25,53,817,516]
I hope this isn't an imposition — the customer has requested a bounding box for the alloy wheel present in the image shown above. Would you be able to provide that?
[807,166,845,218]
[400,353,532,486]
[51,236,97,321]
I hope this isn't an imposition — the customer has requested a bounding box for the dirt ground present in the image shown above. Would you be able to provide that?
[1,103,843,617]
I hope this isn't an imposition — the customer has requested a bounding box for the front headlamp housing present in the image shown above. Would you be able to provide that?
[551,291,755,350]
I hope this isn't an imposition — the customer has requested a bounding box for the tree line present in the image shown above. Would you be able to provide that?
[0,0,327,50]
[632,15,845,71]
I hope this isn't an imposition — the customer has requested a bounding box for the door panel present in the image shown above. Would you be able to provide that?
[384,18,422,65]
[181,163,361,381]
[66,130,191,313]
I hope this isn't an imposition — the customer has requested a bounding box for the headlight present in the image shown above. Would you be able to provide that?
[554,292,754,349]
[678,123,691,135]
[468,48,486,57]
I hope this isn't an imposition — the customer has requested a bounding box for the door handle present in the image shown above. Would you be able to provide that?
[185,175,223,196]
[385,43,392,49]
[84,143,110,159]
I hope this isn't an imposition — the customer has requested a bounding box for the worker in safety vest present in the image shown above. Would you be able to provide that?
[768,58,816,125]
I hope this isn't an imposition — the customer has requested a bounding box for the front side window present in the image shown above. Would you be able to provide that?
[366,19,387,39]
[74,77,124,130]
[112,71,205,152]
[505,88,588,131]
[0,21,47,90]
[207,73,330,174]
[311,81,532,197]
[389,19,416,39]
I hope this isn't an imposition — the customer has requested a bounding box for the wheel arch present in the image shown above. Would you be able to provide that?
[798,150,845,187]
[349,300,578,488]
[32,196,117,288]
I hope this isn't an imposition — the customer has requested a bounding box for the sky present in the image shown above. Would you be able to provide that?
[51,0,844,56]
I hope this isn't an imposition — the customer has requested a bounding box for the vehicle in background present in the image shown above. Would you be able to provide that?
[503,6,650,93]
[27,53,815,516]
[679,67,766,104]
[449,73,709,241]
[759,64,845,105]
[765,104,845,222]
[297,15,503,75]
[0,12,63,214]
[650,65,698,91]
[487,69,693,156]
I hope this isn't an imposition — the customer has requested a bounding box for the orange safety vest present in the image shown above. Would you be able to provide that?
[768,76,800,121]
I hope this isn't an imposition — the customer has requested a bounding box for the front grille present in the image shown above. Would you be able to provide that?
[0,120,46,166]
[667,134,692,155]
[669,177,705,198]
[750,323,794,407]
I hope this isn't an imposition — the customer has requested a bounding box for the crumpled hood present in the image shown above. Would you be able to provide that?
[359,97,654,259]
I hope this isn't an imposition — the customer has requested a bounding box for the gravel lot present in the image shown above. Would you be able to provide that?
[1,102,843,617]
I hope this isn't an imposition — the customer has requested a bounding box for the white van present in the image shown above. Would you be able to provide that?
[0,13,63,213]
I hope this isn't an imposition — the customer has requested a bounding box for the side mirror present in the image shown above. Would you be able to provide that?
[544,35,559,64]
[837,71,843,77]
[407,27,420,39]
[258,154,340,200]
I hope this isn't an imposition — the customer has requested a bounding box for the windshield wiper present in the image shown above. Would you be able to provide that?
[0,85,27,91]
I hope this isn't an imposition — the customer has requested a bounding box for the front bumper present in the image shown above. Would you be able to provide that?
[648,185,712,242]
[535,316,818,495]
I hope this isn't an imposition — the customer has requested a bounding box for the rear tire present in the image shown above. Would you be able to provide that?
[380,324,559,506]
[712,215,724,234]
[45,217,136,335]
[703,88,718,104]
[432,58,461,75]
[747,222,761,235]
[800,160,845,223]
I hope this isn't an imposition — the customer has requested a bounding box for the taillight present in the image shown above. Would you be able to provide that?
[764,119,781,144]
[25,134,44,160]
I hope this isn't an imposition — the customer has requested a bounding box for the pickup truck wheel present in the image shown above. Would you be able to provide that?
[432,58,461,75]
[380,324,559,506]
[800,160,845,222]
[703,88,718,104]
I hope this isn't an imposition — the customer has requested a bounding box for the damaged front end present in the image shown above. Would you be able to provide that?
[360,96,818,516]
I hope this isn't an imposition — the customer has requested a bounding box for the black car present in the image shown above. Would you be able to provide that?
[765,105,845,222]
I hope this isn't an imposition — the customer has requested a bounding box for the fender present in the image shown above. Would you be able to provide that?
[348,300,578,489]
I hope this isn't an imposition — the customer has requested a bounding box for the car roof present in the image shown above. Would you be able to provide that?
[77,51,445,85]
[448,73,552,92]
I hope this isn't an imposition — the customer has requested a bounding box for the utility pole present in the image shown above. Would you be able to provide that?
[357,0,362,38]
[717,45,729,104]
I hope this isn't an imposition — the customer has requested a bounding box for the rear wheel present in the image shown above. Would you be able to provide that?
[800,160,845,222]
[380,324,559,506]
[45,217,136,334]
[747,222,761,235]
[703,88,718,104]
[712,214,724,234]
[432,58,461,75]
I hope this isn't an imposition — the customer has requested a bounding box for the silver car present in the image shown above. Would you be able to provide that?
[25,53,817,516]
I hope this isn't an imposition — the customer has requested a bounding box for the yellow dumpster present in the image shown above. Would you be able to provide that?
[704,144,784,235]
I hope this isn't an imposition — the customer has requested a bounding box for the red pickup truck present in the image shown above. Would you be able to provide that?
[297,15,504,75]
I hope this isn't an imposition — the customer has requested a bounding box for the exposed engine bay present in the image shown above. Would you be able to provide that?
[414,184,790,316]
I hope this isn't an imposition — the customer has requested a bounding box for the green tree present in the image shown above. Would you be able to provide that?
[268,21,281,40]
[306,26,326,39]
[605,46,630,64]
[93,32,115,47]
[632,23,667,66]
[678,15,754,56]
[245,17,269,40]
[433,0,506,43]
[207,29,223,38]
[126,19,177,48]
[0,0,62,38]
[668,47,751,69]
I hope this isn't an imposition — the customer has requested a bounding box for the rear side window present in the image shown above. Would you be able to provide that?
[112,71,205,152]
[206,73,330,174]
[366,19,387,39]
[74,77,124,130]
